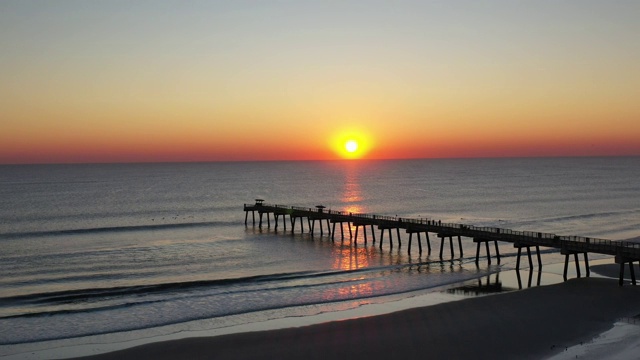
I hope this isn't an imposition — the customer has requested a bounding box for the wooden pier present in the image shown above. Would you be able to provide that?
[244,200,640,286]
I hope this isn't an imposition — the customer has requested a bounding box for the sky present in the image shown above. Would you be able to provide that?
[1,1,639,164]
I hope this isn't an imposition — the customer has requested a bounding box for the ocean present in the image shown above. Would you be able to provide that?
[1,157,639,357]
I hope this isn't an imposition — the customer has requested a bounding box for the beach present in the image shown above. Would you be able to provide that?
[72,277,640,360]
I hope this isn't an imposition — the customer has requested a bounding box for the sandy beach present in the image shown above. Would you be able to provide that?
[70,277,640,360]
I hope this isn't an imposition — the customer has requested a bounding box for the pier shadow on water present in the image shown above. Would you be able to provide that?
[446,268,548,297]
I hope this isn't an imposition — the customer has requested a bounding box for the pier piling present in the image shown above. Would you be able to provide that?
[438,235,456,259]
[474,238,500,264]
[616,256,637,286]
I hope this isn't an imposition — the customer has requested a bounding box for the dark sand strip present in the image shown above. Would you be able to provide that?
[71,278,640,360]
[591,263,638,280]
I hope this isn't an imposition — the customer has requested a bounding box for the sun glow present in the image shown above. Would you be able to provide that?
[330,130,373,160]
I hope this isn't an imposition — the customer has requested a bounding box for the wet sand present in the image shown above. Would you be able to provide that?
[70,277,640,360]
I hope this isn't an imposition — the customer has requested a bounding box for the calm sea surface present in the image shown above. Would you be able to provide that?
[1,157,639,354]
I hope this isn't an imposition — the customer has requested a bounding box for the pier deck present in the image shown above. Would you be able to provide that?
[244,201,640,285]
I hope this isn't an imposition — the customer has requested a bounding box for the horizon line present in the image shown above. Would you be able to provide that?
[2,154,639,166]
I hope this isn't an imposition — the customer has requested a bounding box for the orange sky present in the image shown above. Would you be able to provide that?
[1,2,639,164]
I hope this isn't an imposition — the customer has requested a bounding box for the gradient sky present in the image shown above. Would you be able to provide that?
[1,1,639,164]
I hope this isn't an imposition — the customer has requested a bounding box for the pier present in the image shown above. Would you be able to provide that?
[244,200,640,286]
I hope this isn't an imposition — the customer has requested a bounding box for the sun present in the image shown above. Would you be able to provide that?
[330,129,372,159]
[345,140,358,153]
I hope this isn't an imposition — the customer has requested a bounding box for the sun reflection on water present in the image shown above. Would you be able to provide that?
[343,179,362,203]
[341,163,364,212]
[332,246,372,271]
[318,163,386,302]
[323,245,382,302]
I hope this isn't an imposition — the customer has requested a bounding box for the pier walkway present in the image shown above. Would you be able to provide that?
[244,200,640,286]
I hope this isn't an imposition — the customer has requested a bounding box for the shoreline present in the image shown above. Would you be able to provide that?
[0,278,478,360]
[69,277,640,360]
[2,259,636,360]
[2,259,634,360]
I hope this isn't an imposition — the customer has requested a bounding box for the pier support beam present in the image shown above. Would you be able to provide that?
[536,246,543,268]
[274,213,291,231]
[258,211,273,229]
[562,250,590,282]
[290,216,305,234]
[353,223,364,245]
[474,238,501,265]
[331,222,340,241]
[379,227,395,250]
[408,232,417,253]
[515,243,541,271]
[331,221,351,241]
[353,223,374,245]
[438,235,456,259]
[308,218,331,237]
[407,230,429,254]
[243,200,264,227]
[243,209,257,226]
[308,218,322,236]
[425,232,431,254]
[615,256,638,286]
